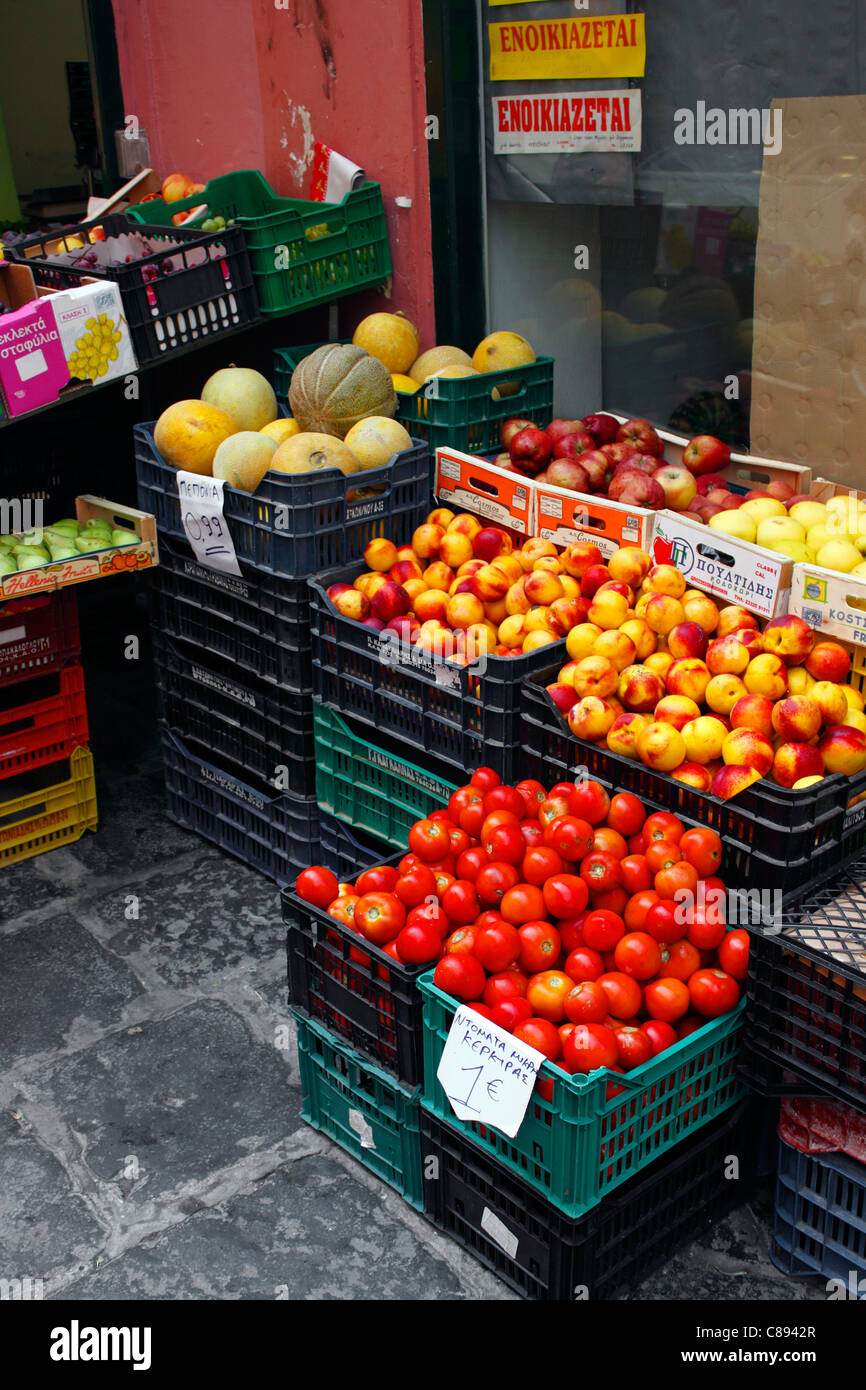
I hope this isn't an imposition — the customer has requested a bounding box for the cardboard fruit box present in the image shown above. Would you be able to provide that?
[651,509,793,620]
[434,445,535,537]
[0,496,158,599]
[789,479,866,644]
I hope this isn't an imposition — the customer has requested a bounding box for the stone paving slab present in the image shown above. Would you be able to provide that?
[0,916,145,1073]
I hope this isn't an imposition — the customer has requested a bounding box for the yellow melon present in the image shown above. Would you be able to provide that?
[154,400,239,475]
[212,432,278,492]
[271,432,360,476]
[259,418,300,444]
[472,331,536,374]
[352,312,419,374]
[201,366,278,430]
[343,417,413,471]
[428,365,479,381]
[392,373,420,394]
[410,346,473,384]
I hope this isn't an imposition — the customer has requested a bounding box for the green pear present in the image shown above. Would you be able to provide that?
[51,519,81,535]
[0,553,17,575]
[19,529,45,547]
[111,528,138,547]
[14,547,50,569]
[75,535,108,553]
[0,534,17,551]
[48,543,79,561]
[83,517,113,532]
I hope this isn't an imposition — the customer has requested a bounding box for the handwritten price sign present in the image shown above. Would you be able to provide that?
[176,472,242,577]
[436,1005,545,1137]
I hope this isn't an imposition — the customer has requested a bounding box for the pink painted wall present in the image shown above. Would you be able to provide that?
[111,0,434,343]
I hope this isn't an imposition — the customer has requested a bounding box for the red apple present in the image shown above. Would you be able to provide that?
[786,493,818,509]
[501,417,534,449]
[547,457,590,492]
[652,465,698,511]
[602,442,639,466]
[616,418,664,457]
[683,434,732,476]
[582,413,620,446]
[556,431,597,462]
[545,418,585,449]
[579,450,609,490]
[696,473,729,496]
[509,426,552,475]
[708,489,743,509]
[613,454,657,479]
[767,480,795,502]
[613,474,665,508]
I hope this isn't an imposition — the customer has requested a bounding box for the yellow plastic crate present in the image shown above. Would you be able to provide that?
[0,746,98,865]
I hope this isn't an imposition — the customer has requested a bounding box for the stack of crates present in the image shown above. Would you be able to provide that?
[0,589,97,866]
[738,854,866,1290]
[134,402,432,886]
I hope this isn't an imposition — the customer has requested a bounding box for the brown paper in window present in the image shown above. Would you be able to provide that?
[750,95,866,486]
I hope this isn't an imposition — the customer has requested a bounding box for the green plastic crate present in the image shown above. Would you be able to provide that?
[129,170,391,317]
[294,1009,423,1208]
[274,341,555,455]
[418,973,746,1219]
[314,704,457,850]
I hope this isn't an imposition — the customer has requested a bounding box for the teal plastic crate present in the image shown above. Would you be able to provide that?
[130,171,391,317]
[313,704,457,850]
[418,973,746,1219]
[273,340,554,456]
[294,1009,423,1208]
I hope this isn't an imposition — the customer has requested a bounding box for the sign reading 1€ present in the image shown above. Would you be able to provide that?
[489,13,646,81]
[437,1005,546,1138]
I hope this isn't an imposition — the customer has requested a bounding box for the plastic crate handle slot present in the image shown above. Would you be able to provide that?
[694,541,736,571]
[0,798,47,828]
[301,215,345,243]
[0,625,28,647]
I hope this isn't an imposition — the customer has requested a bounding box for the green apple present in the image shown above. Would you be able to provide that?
[75,535,108,553]
[13,547,50,569]
[111,527,138,547]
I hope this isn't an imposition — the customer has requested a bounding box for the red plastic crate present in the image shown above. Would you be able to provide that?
[0,590,80,689]
[780,1097,866,1165]
[0,663,89,778]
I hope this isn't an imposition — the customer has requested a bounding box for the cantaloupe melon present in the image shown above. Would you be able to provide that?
[201,366,278,431]
[410,345,473,384]
[343,416,413,470]
[352,312,419,374]
[289,344,396,439]
[154,400,239,474]
[271,432,360,476]
[212,431,278,492]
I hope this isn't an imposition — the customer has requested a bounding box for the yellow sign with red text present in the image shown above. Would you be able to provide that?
[489,14,646,81]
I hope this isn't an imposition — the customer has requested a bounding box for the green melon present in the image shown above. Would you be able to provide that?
[288,344,397,440]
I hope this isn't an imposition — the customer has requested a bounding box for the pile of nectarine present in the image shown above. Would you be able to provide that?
[544,542,866,798]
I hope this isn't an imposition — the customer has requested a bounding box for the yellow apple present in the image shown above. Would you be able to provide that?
[709,510,756,543]
[741,497,787,523]
[762,539,811,562]
[806,524,831,553]
[816,539,862,573]
[755,516,806,547]
[789,500,828,529]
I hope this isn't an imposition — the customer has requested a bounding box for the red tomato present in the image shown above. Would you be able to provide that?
[406,901,449,939]
[588,886,629,917]
[515,779,546,817]
[395,921,442,964]
[680,827,723,878]
[563,980,609,1024]
[563,945,604,983]
[521,846,564,886]
[483,822,526,865]
[513,1017,561,1062]
[591,826,628,859]
[676,1014,707,1039]
[481,810,520,842]
[537,794,571,829]
[295,866,340,909]
[448,825,472,857]
[328,894,359,927]
[482,786,525,818]
[624,889,660,932]
[520,819,545,849]
[614,1025,653,1071]
[597,971,642,1019]
[655,861,699,902]
[491,997,533,1032]
[580,851,622,893]
[614,932,662,981]
[456,794,486,838]
[429,809,453,824]
[659,939,702,982]
[432,954,486,1001]
[621,854,653,895]
[645,839,683,874]
[468,1002,496,1021]
[426,855,457,879]
[542,873,589,919]
[383,940,402,962]
[606,792,646,838]
[563,1022,618,1073]
[432,869,456,898]
[518,920,562,973]
[526,970,573,1023]
[440,879,479,926]
[455,846,488,883]
[642,1019,678,1056]
[688,968,740,1017]
[470,766,501,793]
[443,925,478,956]
[475,921,521,973]
[628,833,647,855]
[394,863,437,908]
[645,899,688,944]
[557,916,587,953]
[686,909,727,952]
[483,969,528,1008]
[398,852,425,875]
[718,928,750,981]
[475,861,520,907]
[355,865,398,895]
[475,910,507,932]
[644,976,691,1023]
[355,892,406,945]
[643,811,685,844]
[548,781,579,801]
[543,815,595,862]
[568,780,611,825]
[448,785,480,825]
[581,909,626,952]
[500,882,547,925]
[408,817,453,862]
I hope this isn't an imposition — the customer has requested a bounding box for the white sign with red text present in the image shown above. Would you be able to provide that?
[493,89,641,155]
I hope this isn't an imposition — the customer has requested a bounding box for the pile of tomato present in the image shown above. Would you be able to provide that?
[294,771,748,1080]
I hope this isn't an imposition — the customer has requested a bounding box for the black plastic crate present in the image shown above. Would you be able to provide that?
[772,1137,866,1288]
[9,213,258,367]
[421,1100,760,1301]
[309,566,565,784]
[159,724,382,886]
[135,422,431,581]
[521,664,866,894]
[282,863,426,1086]
[152,630,316,797]
[740,855,866,1110]
[149,534,314,690]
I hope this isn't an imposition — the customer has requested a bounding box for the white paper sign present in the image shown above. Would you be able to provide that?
[493,89,641,155]
[436,1005,545,1138]
[176,472,242,577]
